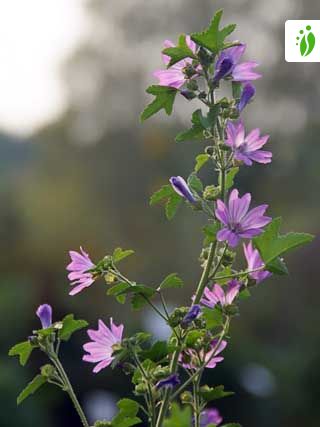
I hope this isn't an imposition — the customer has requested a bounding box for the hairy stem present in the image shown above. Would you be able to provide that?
[50,354,89,427]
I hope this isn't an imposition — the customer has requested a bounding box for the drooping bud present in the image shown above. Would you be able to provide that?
[169,176,196,203]
[36,304,52,329]
[213,57,234,82]
[238,83,256,112]
[156,373,180,390]
[181,305,201,328]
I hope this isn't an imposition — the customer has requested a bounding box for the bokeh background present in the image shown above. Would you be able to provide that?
[1,1,319,426]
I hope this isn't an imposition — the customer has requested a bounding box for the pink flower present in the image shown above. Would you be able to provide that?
[243,241,271,284]
[215,189,272,247]
[67,247,96,296]
[83,318,124,373]
[201,280,241,308]
[153,36,198,89]
[200,408,223,426]
[225,120,272,166]
[180,339,227,370]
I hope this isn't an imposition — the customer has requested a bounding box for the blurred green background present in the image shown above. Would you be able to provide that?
[1,1,319,426]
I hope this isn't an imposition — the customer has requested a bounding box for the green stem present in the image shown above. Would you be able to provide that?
[210,266,264,281]
[155,346,181,427]
[193,241,217,304]
[50,354,89,427]
[170,317,230,402]
[193,373,201,427]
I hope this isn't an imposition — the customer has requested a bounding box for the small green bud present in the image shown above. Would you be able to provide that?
[169,307,189,327]
[181,90,197,100]
[225,303,239,316]
[135,383,148,395]
[218,97,231,108]
[205,146,214,156]
[203,185,221,201]
[229,107,240,119]
[153,366,171,379]
[184,65,197,78]
[103,255,113,269]
[41,364,57,378]
[186,80,198,91]
[198,91,207,100]
[247,277,257,287]
[180,391,193,403]
[104,272,117,285]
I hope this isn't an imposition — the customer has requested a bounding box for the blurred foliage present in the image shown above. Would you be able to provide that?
[1,1,320,427]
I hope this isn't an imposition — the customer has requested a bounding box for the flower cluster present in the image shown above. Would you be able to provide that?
[9,9,314,427]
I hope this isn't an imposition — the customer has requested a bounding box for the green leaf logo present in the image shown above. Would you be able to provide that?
[296,25,316,57]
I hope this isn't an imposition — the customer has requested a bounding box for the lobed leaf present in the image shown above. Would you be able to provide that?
[195,154,210,172]
[17,374,47,405]
[188,173,203,193]
[254,217,314,266]
[159,273,184,290]
[162,34,197,67]
[150,184,175,206]
[175,109,205,143]
[200,385,234,402]
[9,341,33,367]
[58,314,88,342]
[163,403,192,427]
[191,9,236,54]
[113,248,135,263]
[140,85,177,121]
[165,193,182,220]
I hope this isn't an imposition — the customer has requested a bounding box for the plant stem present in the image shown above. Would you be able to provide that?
[170,316,230,402]
[193,240,217,304]
[155,346,181,427]
[210,266,264,281]
[50,354,89,427]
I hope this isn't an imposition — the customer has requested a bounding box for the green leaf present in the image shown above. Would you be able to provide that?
[113,248,135,263]
[188,173,203,193]
[150,184,175,206]
[267,257,288,275]
[159,273,184,290]
[107,282,131,304]
[9,341,33,366]
[254,217,314,266]
[199,105,220,130]
[200,385,234,402]
[203,221,220,245]
[116,284,156,311]
[17,374,47,405]
[141,85,177,121]
[163,403,192,427]
[112,398,141,427]
[162,34,197,67]
[175,110,205,143]
[195,154,210,172]
[191,10,236,54]
[220,167,239,190]
[165,193,182,220]
[58,314,88,341]
[141,341,169,362]
[132,359,156,384]
[202,307,223,329]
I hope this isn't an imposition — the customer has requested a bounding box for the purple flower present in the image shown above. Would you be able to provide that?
[201,280,241,308]
[67,247,96,296]
[238,83,256,112]
[243,241,271,284]
[83,318,124,374]
[225,120,272,166]
[214,44,261,83]
[200,408,223,426]
[156,374,180,390]
[180,339,227,370]
[153,36,198,89]
[36,304,52,329]
[170,176,196,203]
[181,305,201,327]
[215,189,272,247]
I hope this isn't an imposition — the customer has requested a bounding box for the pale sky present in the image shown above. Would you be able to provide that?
[0,0,89,136]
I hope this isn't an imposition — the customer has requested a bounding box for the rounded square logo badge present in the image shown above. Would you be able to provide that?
[285,20,320,62]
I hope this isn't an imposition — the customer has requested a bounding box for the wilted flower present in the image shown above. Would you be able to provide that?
[36,304,52,329]
[214,44,261,83]
[181,339,227,370]
[238,83,256,112]
[156,374,180,390]
[243,241,271,283]
[153,36,198,89]
[215,189,271,247]
[170,176,196,203]
[83,319,124,374]
[67,247,96,296]
[225,120,272,166]
[200,408,223,426]
[201,280,241,308]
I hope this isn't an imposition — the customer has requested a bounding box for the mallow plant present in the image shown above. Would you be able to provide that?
[9,10,314,427]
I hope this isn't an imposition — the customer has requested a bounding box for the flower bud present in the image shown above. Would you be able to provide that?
[183,64,197,78]
[156,374,180,390]
[181,305,201,328]
[169,176,196,203]
[135,383,148,395]
[180,90,197,100]
[36,304,52,329]
[205,146,214,156]
[220,248,236,266]
[104,272,117,285]
[203,185,221,201]
[41,364,57,379]
[180,391,193,403]
[186,80,198,91]
[153,366,171,379]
